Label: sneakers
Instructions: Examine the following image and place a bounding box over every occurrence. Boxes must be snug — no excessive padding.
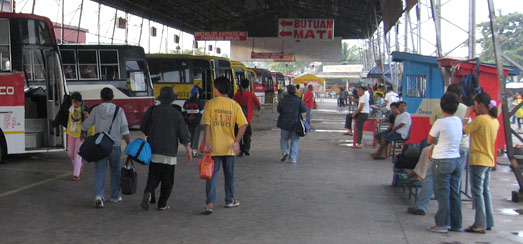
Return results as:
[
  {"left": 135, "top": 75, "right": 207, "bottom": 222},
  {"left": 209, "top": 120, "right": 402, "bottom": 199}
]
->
[
  {"left": 192, "top": 150, "right": 198, "bottom": 157},
  {"left": 280, "top": 153, "right": 289, "bottom": 162},
  {"left": 109, "top": 196, "right": 122, "bottom": 203},
  {"left": 224, "top": 200, "right": 240, "bottom": 208},
  {"left": 203, "top": 203, "right": 213, "bottom": 215},
  {"left": 407, "top": 207, "right": 426, "bottom": 215},
  {"left": 95, "top": 197, "right": 104, "bottom": 208}
]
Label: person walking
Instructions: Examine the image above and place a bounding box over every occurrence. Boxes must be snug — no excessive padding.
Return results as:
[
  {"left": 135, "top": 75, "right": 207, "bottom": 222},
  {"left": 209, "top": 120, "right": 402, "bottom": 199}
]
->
[
  {"left": 463, "top": 92, "right": 499, "bottom": 233},
  {"left": 140, "top": 86, "right": 192, "bottom": 211},
  {"left": 233, "top": 79, "right": 261, "bottom": 157},
  {"left": 81, "top": 87, "right": 130, "bottom": 208},
  {"left": 303, "top": 84, "right": 315, "bottom": 126},
  {"left": 277, "top": 85, "right": 306, "bottom": 164},
  {"left": 183, "top": 86, "right": 205, "bottom": 157},
  {"left": 343, "top": 86, "right": 370, "bottom": 148},
  {"left": 427, "top": 93, "right": 464, "bottom": 233},
  {"left": 66, "top": 92, "right": 89, "bottom": 181},
  {"left": 201, "top": 77, "right": 248, "bottom": 215}
]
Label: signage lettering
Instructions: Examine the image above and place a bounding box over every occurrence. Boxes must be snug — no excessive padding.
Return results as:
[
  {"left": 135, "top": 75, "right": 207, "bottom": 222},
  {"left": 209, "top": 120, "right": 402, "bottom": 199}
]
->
[
  {"left": 0, "top": 86, "right": 14, "bottom": 95},
  {"left": 278, "top": 18, "right": 335, "bottom": 40},
  {"left": 194, "top": 31, "right": 248, "bottom": 41}
]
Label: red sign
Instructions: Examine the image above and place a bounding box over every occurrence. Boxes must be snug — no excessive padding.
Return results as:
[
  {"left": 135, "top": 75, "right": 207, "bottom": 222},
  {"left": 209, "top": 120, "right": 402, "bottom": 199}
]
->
[
  {"left": 278, "top": 18, "right": 334, "bottom": 40},
  {"left": 253, "top": 84, "right": 265, "bottom": 92},
  {"left": 0, "top": 72, "right": 25, "bottom": 106},
  {"left": 251, "top": 52, "right": 295, "bottom": 61},
  {"left": 194, "top": 31, "right": 247, "bottom": 41}
]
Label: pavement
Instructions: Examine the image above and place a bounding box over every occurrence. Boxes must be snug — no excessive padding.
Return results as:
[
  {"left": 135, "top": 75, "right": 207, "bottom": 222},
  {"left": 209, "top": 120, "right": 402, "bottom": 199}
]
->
[{"left": 1, "top": 98, "right": 522, "bottom": 244}]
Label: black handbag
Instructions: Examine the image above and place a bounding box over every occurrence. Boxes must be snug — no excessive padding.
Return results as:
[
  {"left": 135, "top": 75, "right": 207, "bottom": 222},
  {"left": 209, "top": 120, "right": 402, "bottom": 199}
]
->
[
  {"left": 121, "top": 158, "right": 137, "bottom": 195},
  {"left": 78, "top": 107, "right": 120, "bottom": 162},
  {"left": 295, "top": 101, "right": 308, "bottom": 137}
]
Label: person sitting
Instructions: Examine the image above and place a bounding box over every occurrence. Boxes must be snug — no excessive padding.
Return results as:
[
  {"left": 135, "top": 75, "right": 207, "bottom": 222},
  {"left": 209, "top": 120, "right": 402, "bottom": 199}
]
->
[
  {"left": 371, "top": 101, "right": 411, "bottom": 159},
  {"left": 370, "top": 93, "right": 386, "bottom": 117},
  {"left": 374, "top": 102, "right": 399, "bottom": 142}
]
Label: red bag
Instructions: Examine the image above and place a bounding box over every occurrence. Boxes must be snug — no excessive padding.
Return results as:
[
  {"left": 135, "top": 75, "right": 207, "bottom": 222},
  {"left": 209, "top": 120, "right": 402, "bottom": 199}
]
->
[{"left": 198, "top": 154, "right": 214, "bottom": 180}]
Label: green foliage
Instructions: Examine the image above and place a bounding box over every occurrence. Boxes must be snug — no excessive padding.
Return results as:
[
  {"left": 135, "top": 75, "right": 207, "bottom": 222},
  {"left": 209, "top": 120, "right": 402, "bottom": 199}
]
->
[
  {"left": 478, "top": 12, "right": 523, "bottom": 65},
  {"left": 342, "top": 42, "right": 361, "bottom": 63}
]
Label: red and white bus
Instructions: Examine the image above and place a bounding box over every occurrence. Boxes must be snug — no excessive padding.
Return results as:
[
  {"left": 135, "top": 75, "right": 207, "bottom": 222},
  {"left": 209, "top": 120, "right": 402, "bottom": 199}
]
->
[
  {"left": 251, "top": 68, "right": 274, "bottom": 104},
  {"left": 271, "top": 71, "right": 284, "bottom": 92},
  {"left": 0, "top": 13, "right": 67, "bottom": 161},
  {"left": 58, "top": 45, "right": 155, "bottom": 126}
]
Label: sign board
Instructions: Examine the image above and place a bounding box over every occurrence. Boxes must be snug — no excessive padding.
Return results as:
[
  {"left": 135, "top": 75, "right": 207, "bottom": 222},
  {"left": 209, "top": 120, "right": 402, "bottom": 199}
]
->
[
  {"left": 251, "top": 52, "right": 295, "bottom": 62},
  {"left": 278, "top": 18, "right": 334, "bottom": 40},
  {"left": 323, "top": 65, "right": 363, "bottom": 73},
  {"left": 194, "top": 31, "right": 247, "bottom": 41}
]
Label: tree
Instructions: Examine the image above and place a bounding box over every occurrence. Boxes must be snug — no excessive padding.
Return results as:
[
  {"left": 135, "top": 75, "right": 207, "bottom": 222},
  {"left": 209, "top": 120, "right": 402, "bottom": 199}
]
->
[
  {"left": 342, "top": 42, "right": 361, "bottom": 63},
  {"left": 478, "top": 12, "right": 523, "bottom": 66}
]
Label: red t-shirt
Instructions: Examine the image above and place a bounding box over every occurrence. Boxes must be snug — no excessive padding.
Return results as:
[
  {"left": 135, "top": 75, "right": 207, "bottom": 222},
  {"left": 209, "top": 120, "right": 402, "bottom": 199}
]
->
[
  {"left": 233, "top": 90, "right": 261, "bottom": 124},
  {"left": 303, "top": 90, "right": 314, "bottom": 108}
]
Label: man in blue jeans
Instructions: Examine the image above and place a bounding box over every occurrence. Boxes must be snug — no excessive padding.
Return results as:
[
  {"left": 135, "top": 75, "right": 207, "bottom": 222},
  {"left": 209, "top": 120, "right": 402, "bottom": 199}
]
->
[
  {"left": 81, "top": 88, "right": 130, "bottom": 208},
  {"left": 277, "top": 85, "right": 306, "bottom": 164},
  {"left": 201, "top": 77, "right": 248, "bottom": 215}
]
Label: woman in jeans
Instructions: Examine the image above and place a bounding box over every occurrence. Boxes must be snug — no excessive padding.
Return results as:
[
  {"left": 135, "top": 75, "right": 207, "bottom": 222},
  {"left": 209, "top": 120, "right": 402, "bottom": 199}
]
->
[
  {"left": 427, "top": 93, "right": 464, "bottom": 233},
  {"left": 463, "top": 92, "right": 500, "bottom": 233}
]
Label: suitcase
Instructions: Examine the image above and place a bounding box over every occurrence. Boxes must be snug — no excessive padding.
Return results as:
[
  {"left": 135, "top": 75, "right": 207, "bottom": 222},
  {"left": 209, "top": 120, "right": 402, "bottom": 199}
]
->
[{"left": 121, "top": 158, "right": 137, "bottom": 195}]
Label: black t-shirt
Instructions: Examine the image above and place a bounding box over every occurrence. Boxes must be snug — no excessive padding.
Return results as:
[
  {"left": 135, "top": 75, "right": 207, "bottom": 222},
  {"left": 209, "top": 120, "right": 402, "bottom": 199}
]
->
[{"left": 388, "top": 114, "right": 395, "bottom": 124}]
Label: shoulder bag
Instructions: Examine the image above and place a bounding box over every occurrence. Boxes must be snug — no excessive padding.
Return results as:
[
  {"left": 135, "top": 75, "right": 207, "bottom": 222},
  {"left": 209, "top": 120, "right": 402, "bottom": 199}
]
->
[
  {"left": 78, "top": 106, "right": 120, "bottom": 162},
  {"left": 295, "top": 101, "right": 310, "bottom": 137}
]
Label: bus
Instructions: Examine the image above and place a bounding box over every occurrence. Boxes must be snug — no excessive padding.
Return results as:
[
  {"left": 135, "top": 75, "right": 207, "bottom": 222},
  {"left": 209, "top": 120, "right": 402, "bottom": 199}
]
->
[
  {"left": 58, "top": 45, "right": 155, "bottom": 126},
  {"left": 271, "top": 71, "right": 284, "bottom": 92},
  {"left": 251, "top": 68, "right": 274, "bottom": 104},
  {"left": 0, "top": 13, "right": 67, "bottom": 161},
  {"left": 147, "top": 54, "right": 237, "bottom": 109},
  {"left": 231, "top": 60, "right": 255, "bottom": 92}
]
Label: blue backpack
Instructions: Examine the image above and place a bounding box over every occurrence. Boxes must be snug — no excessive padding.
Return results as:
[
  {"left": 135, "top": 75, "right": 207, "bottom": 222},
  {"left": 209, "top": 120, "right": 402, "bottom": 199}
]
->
[{"left": 125, "top": 138, "right": 152, "bottom": 165}]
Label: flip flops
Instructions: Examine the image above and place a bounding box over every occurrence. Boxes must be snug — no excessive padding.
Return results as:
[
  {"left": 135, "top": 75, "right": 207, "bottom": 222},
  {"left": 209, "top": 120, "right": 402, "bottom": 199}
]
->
[{"left": 465, "top": 227, "right": 486, "bottom": 234}]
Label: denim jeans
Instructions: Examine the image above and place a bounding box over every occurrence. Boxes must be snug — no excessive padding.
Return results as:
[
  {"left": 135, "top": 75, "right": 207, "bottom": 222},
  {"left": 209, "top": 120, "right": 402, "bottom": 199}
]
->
[
  {"left": 432, "top": 157, "right": 464, "bottom": 229},
  {"left": 416, "top": 147, "right": 468, "bottom": 211},
  {"left": 470, "top": 166, "right": 494, "bottom": 229},
  {"left": 280, "top": 129, "right": 301, "bottom": 163},
  {"left": 94, "top": 146, "right": 122, "bottom": 201},
  {"left": 305, "top": 108, "right": 312, "bottom": 125},
  {"left": 188, "top": 125, "right": 202, "bottom": 151},
  {"left": 206, "top": 156, "right": 235, "bottom": 205}
]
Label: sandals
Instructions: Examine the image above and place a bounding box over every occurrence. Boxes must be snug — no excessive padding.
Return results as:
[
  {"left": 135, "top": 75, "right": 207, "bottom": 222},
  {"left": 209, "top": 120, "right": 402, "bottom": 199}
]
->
[
  {"left": 224, "top": 200, "right": 240, "bottom": 208},
  {"left": 465, "top": 227, "right": 486, "bottom": 234},
  {"left": 158, "top": 205, "right": 170, "bottom": 211},
  {"left": 428, "top": 226, "right": 448, "bottom": 233},
  {"left": 72, "top": 176, "right": 80, "bottom": 181},
  {"left": 203, "top": 204, "right": 213, "bottom": 215}
]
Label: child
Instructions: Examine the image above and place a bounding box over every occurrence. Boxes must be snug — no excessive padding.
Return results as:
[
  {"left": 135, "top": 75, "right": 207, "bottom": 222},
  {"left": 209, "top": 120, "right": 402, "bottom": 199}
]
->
[
  {"left": 183, "top": 86, "right": 204, "bottom": 157},
  {"left": 66, "top": 92, "right": 89, "bottom": 181}
]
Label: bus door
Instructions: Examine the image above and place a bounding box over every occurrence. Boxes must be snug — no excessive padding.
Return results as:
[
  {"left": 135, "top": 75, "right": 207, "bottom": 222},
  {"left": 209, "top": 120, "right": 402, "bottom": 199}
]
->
[
  {"left": 193, "top": 59, "right": 212, "bottom": 100},
  {"left": 213, "top": 59, "right": 235, "bottom": 98},
  {"left": 21, "top": 23, "right": 64, "bottom": 150}
]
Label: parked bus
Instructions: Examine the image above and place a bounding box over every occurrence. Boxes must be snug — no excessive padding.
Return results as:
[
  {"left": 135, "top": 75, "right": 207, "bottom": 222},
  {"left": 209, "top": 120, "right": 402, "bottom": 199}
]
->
[
  {"left": 147, "top": 54, "right": 237, "bottom": 109},
  {"left": 251, "top": 68, "right": 274, "bottom": 104},
  {"left": 231, "top": 60, "right": 254, "bottom": 92},
  {"left": 0, "top": 13, "right": 67, "bottom": 161},
  {"left": 271, "top": 71, "right": 284, "bottom": 92},
  {"left": 58, "top": 45, "right": 154, "bottom": 126}
]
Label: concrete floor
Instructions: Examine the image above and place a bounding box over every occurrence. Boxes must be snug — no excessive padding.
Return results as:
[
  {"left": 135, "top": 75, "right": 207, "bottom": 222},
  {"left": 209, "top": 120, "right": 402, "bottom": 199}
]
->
[{"left": 1, "top": 99, "right": 522, "bottom": 244}]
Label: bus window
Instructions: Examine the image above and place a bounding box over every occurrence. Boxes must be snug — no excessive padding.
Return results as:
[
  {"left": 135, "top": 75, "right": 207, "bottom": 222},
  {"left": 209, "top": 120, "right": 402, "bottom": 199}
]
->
[
  {"left": 21, "top": 19, "right": 52, "bottom": 45},
  {"left": 0, "top": 19, "right": 10, "bottom": 71},
  {"left": 126, "top": 60, "right": 147, "bottom": 91},
  {"left": 60, "top": 50, "right": 77, "bottom": 79},
  {"left": 100, "top": 50, "right": 119, "bottom": 81},
  {"left": 23, "top": 50, "right": 46, "bottom": 82},
  {"left": 193, "top": 59, "right": 211, "bottom": 100},
  {"left": 78, "top": 50, "right": 98, "bottom": 79}
]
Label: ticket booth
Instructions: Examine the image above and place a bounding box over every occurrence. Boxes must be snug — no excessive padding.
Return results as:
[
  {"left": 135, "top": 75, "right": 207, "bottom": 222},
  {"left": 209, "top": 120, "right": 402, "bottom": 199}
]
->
[{"left": 391, "top": 52, "right": 445, "bottom": 143}]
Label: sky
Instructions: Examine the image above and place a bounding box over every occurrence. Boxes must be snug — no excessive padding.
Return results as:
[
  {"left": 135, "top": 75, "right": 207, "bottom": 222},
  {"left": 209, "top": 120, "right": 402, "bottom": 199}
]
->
[{"left": 10, "top": 0, "right": 523, "bottom": 60}]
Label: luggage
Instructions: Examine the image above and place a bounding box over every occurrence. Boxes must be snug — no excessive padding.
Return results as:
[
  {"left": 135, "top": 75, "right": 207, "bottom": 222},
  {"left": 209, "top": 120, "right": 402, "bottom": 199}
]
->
[
  {"left": 198, "top": 154, "right": 214, "bottom": 180},
  {"left": 78, "top": 107, "right": 120, "bottom": 162},
  {"left": 121, "top": 158, "right": 137, "bottom": 195},
  {"left": 394, "top": 143, "right": 422, "bottom": 169},
  {"left": 125, "top": 138, "right": 152, "bottom": 165}
]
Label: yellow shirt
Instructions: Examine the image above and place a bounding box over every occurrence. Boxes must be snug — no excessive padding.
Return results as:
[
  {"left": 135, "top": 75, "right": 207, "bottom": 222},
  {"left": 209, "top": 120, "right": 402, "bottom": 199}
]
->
[
  {"left": 296, "top": 89, "right": 302, "bottom": 98},
  {"left": 66, "top": 107, "right": 83, "bottom": 138},
  {"left": 464, "top": 114, "right": 499, "bottom": 167},
  {"left": 201, "top": 96, "right": 248, "bottom": 156}
]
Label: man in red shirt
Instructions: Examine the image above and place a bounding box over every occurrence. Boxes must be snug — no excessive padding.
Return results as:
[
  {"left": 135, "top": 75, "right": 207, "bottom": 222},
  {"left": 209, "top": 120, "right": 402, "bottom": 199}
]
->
[
  {"left": 233, "top": 79, "right": 261, "bottom": 157},
  {"left": 303, "top": 84, "right": 315, "bottom": 126}
]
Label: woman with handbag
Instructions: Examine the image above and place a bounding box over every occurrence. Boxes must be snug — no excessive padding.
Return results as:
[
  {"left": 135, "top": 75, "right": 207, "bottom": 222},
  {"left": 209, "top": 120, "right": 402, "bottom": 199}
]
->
[{"left": 277, "top": 85, "right": 306, "bottom": 164}]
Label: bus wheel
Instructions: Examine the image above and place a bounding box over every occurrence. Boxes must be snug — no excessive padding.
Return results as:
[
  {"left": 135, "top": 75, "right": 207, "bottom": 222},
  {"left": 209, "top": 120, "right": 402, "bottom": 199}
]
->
[{"left": 0, "top": 140, "right": 5, "bottom": 164}]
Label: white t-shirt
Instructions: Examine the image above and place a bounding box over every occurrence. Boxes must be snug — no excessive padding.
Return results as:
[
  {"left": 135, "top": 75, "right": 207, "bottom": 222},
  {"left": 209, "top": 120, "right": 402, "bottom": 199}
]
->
[
  {"left": 429, "top": 116, "right": 463, "bottom": 159},
  {"left": 359, "top": 91, "right": 370, "bottom": 113},
  {"left": 394, "top": 112, "right": 411, "bottom": 139},
  {"left": 384, "top": 91, "right": 399, "bottom": 111}
]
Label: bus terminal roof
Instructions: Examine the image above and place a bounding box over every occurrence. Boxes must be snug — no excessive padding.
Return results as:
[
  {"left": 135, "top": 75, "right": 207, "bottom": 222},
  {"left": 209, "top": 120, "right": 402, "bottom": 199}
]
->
[{"left": 91, "top": 0, "right": 387, "bottom": 39}]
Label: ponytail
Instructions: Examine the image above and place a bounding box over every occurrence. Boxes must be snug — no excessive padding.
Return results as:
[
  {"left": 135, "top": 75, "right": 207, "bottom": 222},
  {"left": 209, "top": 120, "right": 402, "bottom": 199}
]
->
[{"left": 474, "top": 93, "right": 498, "bottom": 118}]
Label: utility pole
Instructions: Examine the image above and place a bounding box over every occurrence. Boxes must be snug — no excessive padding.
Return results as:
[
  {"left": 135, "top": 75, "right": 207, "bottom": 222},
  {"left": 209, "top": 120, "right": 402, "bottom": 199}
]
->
[
  {"left": 31, "top": 0, "right": 35, "bottom": 14},
  {"left": 125, "top": 12, "right": 128, "bottom": 45},
  {"left": 416, "top": 3, "right": 421, "bottom": 54},
  {"left": 431, "top": 0, "right": 443, "bottom": 56},
  {"left": 138, "top": 18, "right": 143, "bottom": 46},
  {"left": 61, "top": 0, "right": 64, "bottom": 44},
  {"left": 111, "top": 9, "right": 117, "bottom": 44},
  {"left": 404, "top": 11, "right": 408, "bottom": 52},
  {"left": 148, "top": 20, "right": 151, "bottom": 53},
  {"left": 97, "top": 3, "right": 100, "bottom": 44},
  {"left": 76, "top": 0, "right": 84, "bottom": 44},
  {"left": 468, "top": 0, "right": 476, "bottom": 59}
]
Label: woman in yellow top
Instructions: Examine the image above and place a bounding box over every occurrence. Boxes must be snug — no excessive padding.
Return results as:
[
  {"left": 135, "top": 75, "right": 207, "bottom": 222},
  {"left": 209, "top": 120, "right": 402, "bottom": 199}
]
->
[
  {"left": 463, "top": 92, "right": 500, "bottom": 234},
  {"left": 66, "top": 92, "right": 89, "bottom": 181}
]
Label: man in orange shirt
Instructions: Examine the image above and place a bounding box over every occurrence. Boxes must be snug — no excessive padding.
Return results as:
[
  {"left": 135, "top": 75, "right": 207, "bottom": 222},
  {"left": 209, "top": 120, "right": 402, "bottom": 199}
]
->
[
  {"left": 303, "top": 84, "right": 315, "bottom": 126},
  {"left": 233, "top": 79, "right": 261, "bottom": 157}
]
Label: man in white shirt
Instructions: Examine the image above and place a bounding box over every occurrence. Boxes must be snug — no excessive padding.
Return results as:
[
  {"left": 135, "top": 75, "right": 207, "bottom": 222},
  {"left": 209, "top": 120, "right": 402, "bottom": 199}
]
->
[
  {"left": 371, "top": 101, "right": 411, "bottom": 159},
  {"left": 343, "top": 86, "right": 370, "bottom": 148},
  {"left": 384, "top": 87, "right": 399, "bottom": 115}
]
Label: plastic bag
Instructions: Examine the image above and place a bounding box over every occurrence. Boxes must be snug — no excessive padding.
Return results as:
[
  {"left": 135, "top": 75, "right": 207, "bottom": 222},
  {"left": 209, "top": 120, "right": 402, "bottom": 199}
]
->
[{"left": 198, "top": 154, "right": 214, "bottom": 180}]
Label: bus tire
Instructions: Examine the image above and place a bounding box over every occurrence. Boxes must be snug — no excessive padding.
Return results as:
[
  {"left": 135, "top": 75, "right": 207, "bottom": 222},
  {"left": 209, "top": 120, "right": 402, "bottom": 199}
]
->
[{"left": 0, "top": 133, "right": 6, "bottom": 164}]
